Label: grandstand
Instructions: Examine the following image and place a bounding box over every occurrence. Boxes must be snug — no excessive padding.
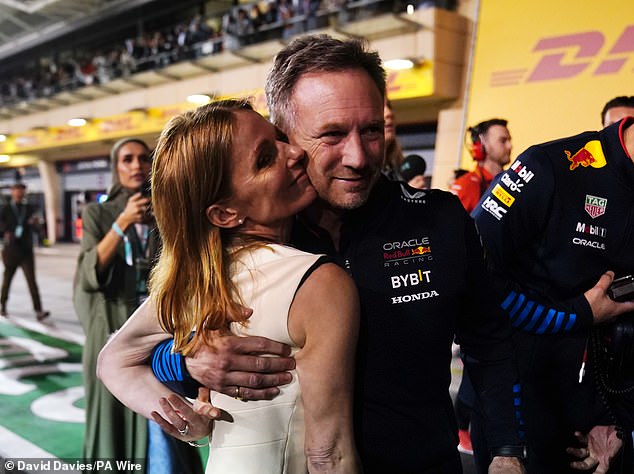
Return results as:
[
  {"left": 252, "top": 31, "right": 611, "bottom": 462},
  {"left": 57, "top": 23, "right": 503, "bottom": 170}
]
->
[{"left": 0, "top": 0, "right": 468, "bottom": 242}]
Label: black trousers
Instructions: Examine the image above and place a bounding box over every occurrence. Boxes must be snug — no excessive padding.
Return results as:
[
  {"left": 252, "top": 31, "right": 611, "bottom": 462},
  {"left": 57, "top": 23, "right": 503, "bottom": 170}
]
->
[{"left": 1, "top": 248, "right": 42, "bottom": 312}]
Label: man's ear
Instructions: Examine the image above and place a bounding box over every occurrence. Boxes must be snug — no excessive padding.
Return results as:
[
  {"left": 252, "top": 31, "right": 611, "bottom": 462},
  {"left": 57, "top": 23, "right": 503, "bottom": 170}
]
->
[{"left": 206, "top": 204, "right": 241, "bottom": 228}]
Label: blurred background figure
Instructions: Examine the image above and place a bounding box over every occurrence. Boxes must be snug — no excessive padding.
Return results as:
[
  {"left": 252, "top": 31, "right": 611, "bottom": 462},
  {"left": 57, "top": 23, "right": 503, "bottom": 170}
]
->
[
  {"left": 399, "top": 153, "right": 427, "bottom": 189},
  {"left": 601, "top": 95, "right": 634, "bottom": 127},
  {"left": 449, "top": 118, "right": 512, "bottom": 457},
  {"left": 452, "top": 168, "right": 469, "bottom": 184},
  {"left": 73, "top": 138, "right": 202, "bottom": 473},
  {"left": 0, "top": 182, "right": 50, "bottom": 320},
  {"left": 382, "top": 98, "right": 405, "bottom": 179},
  {"left": 450, "top": 118, "right": 512, "bottom": 213}
]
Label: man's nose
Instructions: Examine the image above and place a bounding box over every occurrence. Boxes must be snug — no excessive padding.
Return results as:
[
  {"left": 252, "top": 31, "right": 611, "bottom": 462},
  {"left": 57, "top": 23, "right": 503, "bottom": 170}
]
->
[{"left": 341, "top": 133, "right": 369, "bottom": 169}]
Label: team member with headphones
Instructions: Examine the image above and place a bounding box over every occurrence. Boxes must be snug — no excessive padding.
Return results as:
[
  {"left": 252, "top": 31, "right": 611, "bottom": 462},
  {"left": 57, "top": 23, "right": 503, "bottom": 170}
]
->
[
  {"left": 449, "top": 118, "right": 513, "bottom": 457},
  {"left": 450, "top": 118, "right": 513, "bottom": 213}
]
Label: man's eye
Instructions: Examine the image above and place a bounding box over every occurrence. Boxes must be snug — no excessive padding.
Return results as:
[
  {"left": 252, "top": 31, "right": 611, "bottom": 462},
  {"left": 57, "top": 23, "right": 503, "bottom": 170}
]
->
[
  {"left": 320, "top": 131, "right": 345, "bottom": 143},
  {"left": 363, "top": 126, "right": 383, "bottom": 136}
]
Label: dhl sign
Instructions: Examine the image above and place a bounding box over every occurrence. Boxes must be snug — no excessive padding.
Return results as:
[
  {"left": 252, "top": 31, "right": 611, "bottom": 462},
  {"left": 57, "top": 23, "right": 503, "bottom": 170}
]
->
[
  {"left": 464, "top": 0, "right": 632, "bottom": 170},
  {"left": 490, "top": 25, "right": 633, "bottom": 87}
]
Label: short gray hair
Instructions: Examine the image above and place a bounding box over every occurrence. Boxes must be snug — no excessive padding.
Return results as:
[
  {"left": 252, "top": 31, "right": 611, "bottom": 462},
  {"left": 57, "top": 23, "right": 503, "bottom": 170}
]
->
[{"left": 265, "top": 34, "right": 386, "bottom": 130}]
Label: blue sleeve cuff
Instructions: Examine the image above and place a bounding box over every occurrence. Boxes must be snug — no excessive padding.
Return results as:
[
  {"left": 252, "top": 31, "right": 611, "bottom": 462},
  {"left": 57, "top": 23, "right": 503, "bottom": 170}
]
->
[
  {"left": 501, "top": 290, "right": 583, "bottom": 334},
  {"left": 151, "top": 338, "right": 202, "bottom": 398}
]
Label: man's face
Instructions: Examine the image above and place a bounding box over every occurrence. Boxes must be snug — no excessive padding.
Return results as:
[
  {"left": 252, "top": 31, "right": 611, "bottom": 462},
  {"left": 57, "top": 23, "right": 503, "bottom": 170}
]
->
[
  {"left": 482, "top": 124, "right": 512, "bottom": 167},
  {"left": 285, "top": 69, "right": 385, "bottom": 210},
  {"left": 603, "top": 106, "right": 634, "bottom": 128},
  {"left": 10, "top": 186, "right": 25, "bottom": 202}
]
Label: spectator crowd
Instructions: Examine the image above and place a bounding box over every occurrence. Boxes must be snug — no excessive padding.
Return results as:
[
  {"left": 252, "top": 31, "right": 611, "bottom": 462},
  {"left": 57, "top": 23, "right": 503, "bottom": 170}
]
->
[{"left": 0, "top": 0, "right": 392, "bottom": 109}]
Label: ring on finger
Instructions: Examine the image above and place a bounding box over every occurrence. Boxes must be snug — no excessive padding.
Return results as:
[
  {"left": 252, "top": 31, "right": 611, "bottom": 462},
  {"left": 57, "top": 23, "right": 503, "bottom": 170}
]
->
[
  {"left": 234, "top": 386, "right": 244, "bottom": 401},
  {"left": 178, "top": 423, "right": 189, "bottom": 436}
]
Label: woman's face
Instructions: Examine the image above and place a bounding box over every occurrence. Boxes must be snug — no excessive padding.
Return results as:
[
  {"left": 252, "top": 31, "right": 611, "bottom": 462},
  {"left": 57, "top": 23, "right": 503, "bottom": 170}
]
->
[
  {"left": 384, "top": 99, "right": 396, "bottom": 144},
  {"left": 227, "top": 110, "right": 316, "bottom": 233},
  {"left": 116, "top": 141, "right": 151, "bottom": 191}
]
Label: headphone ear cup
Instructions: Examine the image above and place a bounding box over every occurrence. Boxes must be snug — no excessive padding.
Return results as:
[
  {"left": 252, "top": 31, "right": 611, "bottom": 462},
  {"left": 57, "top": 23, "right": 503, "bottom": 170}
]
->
[{"left": 470, "top": 140, "right": 486, "bottom": 161}]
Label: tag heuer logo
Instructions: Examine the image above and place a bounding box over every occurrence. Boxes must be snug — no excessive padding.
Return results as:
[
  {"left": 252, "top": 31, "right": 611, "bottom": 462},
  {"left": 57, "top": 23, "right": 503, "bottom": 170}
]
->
[{"left": 584, "top": 195, "right": 607, "bottom": 219}]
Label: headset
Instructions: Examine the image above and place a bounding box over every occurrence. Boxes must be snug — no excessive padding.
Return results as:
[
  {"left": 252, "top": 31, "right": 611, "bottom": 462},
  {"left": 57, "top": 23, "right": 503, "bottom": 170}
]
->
[
  {"left": 466, "top": 118, "right": 509, "bottom": 162},
  {"left": 467, "top": 124, "right": 486, "bottom": 162}
]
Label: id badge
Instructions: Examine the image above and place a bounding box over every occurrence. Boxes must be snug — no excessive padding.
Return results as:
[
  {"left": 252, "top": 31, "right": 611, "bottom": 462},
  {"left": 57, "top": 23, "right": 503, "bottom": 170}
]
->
[
  {"left": 15, "top": 225, "right": 23, "bottom": 239},
  {"left": 135, "top": 257, "right": 150, "bottom": 295}
]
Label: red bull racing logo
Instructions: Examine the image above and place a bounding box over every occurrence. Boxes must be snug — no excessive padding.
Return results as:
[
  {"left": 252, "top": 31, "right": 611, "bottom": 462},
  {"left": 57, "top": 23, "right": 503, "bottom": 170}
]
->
[
  {"left": 565, "top": 140, "right": 607, "bottom": 171},
  {"left": 383, "top": 237, "right": 432, "bottom": 267},
  {"left": 411, "top": 246, "right": 431, "bottom": 256}
]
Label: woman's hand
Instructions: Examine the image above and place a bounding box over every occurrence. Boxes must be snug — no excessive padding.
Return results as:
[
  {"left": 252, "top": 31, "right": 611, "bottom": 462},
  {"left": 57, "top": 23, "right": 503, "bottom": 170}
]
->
[
  {"left": 193, "top": 387, "right": 220, "bottom": 419},
  {"left": 151, "top": 388, "right": 221, "bottom": 442},
  {"left": 117, "top": 192, "right": 151, "bottom": 230}
]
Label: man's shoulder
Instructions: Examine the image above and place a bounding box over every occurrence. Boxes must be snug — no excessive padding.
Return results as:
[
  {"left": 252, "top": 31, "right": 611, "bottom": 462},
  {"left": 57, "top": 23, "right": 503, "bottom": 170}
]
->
[
  {"left": 449, "top": 170, "right": 480, "bottom": 195},
  {"left": 509, "top": 130, "right": 601, "bottom": 182},
  {"left": 522, "top": 130, "right": 600, "bottom": 160},
  {"left": 454, "top": 170, "right": 480, "bottom": 184},
  {"left": 376, "top": 179, "right": 463, "bottom": 214}
]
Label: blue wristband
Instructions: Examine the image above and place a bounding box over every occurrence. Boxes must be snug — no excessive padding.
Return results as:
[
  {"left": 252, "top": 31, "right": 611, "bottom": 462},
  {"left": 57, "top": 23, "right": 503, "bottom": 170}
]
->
[
  {"left": 111, "top": 221, "right": 133, "bottom": 266},
  {"left": 111, "top": 221, "right": 125, "bottom": 238}
]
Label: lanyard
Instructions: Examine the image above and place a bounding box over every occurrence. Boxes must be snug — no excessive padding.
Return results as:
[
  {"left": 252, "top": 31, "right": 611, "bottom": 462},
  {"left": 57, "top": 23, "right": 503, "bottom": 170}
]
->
[
  {"left": 10, "top": 202, "right": 27, "bottom": 238},
  {"left": 10, "top": 201, "right": 27, "bottom": 226},
  {"left": 132, "top": 224, "right": 150, "bottom": 258},
  {"left": 113, "top": 223, "right": 150, "bottom": 266}
]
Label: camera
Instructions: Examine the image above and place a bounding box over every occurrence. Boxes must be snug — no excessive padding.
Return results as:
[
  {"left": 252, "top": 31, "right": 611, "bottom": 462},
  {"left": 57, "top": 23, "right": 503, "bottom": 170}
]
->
[
  {"left": 608, "top": 275, "right": 634, "bottom": 302},
  {"left": 141, "top": 178, "right": 152, "bottom": 198}
]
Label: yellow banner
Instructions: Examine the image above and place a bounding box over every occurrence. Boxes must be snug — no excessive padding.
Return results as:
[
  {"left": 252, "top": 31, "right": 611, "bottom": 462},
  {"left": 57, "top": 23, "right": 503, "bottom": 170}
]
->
[
  {"left": 93, "top": 111, "right": 150, "bottom": 139},
  {"left": 216, "top": 89, "right": 268, "bottom": 116},
  {"left": 4, "top": 107, "right": 194, "bottom": 153},
  {"left": 464, "top": 0, "right": 633, "bottom": 168},
  {"left": 387, "top": 62, "right": 434, "bottom": 100},
  {"left": 216, "top": 66, "right": 435, "bottom": 114},
  {"left": 1, "top": 66, "right": 435, "bottom": 155}
]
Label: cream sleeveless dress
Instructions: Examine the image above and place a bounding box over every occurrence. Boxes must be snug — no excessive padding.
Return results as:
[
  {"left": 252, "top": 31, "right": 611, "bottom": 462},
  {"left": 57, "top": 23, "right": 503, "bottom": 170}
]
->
[{"left": 205, "top": 244, "right": 324, "bottom": 474}]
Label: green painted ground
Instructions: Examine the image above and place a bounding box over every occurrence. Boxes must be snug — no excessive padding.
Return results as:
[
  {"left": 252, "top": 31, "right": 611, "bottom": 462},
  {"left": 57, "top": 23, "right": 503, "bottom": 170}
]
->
[
  {"left": 0, "top": 319, "right": 84, "bottom": 458},
  {"left": 0, "top": 319, "right": 209, "bottom": 466}
]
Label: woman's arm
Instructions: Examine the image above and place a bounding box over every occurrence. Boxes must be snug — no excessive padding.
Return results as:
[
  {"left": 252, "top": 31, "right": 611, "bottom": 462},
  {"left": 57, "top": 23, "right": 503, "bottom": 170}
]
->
[
  {"left": 94, "top": 192, "right": 149, "bottom": 273},
  {"left": 288, "top": 263, "right": 361, "bottom": 473},
  {"left": 97, "top": 299, "right": 214, "bottom": 441}
]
